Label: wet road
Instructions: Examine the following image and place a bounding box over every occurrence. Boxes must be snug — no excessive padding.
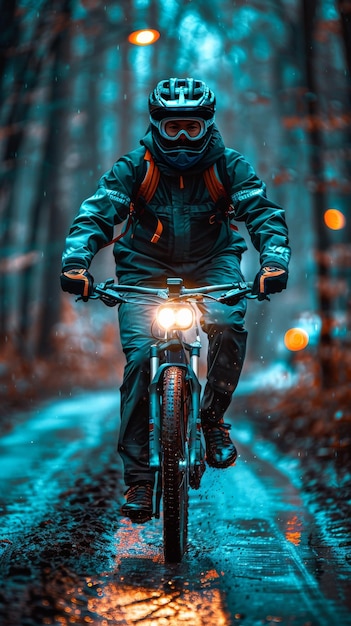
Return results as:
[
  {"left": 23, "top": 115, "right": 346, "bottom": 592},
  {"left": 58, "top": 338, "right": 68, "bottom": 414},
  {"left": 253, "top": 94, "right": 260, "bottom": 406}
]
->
[{"left": 0, "top": 391, "right": 350, "bottom": 625}]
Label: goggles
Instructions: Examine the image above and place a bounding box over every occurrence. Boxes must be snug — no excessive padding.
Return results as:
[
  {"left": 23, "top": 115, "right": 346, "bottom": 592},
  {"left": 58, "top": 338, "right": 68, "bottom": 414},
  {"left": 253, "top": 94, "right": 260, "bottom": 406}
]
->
[{"left": 156, "top": 117, "right": 211, "bottom": 142}]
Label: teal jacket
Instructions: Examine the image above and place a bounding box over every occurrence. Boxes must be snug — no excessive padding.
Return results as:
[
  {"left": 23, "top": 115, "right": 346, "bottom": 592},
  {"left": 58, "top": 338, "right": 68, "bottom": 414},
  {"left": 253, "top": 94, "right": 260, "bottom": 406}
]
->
[{"left": 62, "top": 127, "right": 290, "bottom": 280}]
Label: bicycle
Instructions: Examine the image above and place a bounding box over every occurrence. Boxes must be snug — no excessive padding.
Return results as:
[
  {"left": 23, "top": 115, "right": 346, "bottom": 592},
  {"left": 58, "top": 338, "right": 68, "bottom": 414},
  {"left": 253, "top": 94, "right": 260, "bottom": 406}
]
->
[{"left": 80, "top": 277, "right": 256, "bottom": 563}]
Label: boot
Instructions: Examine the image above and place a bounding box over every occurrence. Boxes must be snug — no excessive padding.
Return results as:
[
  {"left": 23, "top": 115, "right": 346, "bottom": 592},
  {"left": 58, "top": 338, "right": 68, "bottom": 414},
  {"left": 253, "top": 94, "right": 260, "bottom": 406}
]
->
[
  {"left": 201, "top": 392, "right": 237, "bottom": 468},
  {"left": 199, "top": 325, "right": 245, "bottom": 468},
  {"left": 120, "top": 481, "right": 153, "bottom": 523},
  {"left": 201, "top": 413, "right": 237, "bottom": 468}
]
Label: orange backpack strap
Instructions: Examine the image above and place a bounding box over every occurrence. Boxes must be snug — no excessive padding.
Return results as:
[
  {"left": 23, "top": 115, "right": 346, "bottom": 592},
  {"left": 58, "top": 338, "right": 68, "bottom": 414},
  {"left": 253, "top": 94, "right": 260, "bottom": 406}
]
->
[
  {"left": 102, "top": 149, "right": 162, "bottom": 248},
  {"left": 137, "top": 148, "right": 160, "bottom": 204},
  {"left": 203, "top": 163, "right": 227, "bottom": 203},
  {"left": 134, "top": 149, "right": 163, "bottom": 243}
]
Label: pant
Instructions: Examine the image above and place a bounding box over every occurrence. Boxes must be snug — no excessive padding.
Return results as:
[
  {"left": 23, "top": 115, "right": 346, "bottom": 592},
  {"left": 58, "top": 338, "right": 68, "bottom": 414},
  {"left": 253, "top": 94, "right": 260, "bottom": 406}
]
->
[{"left": 117, "top": 251, "right": 248, "bottom": 485}]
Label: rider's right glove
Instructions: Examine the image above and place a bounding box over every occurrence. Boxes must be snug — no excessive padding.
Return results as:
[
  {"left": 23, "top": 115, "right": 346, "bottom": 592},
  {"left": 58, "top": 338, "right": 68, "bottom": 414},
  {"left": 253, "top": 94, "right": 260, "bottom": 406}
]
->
[{"left": 60, "top": 268, "right": 94, "bottom": 302}]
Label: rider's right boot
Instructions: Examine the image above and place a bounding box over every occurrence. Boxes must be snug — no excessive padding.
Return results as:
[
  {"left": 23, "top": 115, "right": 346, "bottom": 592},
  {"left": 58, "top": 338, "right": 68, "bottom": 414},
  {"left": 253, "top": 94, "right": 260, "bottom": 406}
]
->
[{"left": 120, "top": 481, "right": 153, "bottom": 523}]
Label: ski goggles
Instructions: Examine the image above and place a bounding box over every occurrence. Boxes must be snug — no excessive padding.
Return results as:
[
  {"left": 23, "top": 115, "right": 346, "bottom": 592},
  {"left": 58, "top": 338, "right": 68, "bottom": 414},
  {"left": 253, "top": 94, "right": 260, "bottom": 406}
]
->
[{"left": 156, "top": 117, "right": 212, "bottom": 142}]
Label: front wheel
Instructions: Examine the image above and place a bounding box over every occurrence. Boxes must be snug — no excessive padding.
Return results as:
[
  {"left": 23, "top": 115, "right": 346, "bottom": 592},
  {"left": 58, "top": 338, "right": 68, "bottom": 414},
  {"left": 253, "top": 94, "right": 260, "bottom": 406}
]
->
[{"left": 161, "top": 366, "right": 190, "bottom": 563}]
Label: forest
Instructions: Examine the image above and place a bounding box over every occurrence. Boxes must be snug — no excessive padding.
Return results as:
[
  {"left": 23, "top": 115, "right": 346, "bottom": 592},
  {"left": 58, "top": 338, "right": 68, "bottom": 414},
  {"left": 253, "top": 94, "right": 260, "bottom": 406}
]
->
[
  {"left": 0, "top": 0, "right": 350, "bottom": 417},
  {"left": 1, "top": 5, "right": 351, "bottom": 622}
]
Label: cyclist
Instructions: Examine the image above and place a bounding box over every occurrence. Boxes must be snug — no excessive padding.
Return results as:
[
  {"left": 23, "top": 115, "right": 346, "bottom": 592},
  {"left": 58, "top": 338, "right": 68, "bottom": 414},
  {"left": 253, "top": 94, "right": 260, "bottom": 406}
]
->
[{"left": 61, "top": 77, "right": 290, "bottom": 523}]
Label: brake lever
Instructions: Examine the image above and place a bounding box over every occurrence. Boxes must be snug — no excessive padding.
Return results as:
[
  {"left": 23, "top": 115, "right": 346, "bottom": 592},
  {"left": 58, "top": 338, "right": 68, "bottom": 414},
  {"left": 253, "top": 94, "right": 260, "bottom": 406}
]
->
[
  {"left": 218, "top": 285, "right": 252, "bottom": 305},
  {"left": 100, "top": 293, "right": 119, "bottom": 307}
]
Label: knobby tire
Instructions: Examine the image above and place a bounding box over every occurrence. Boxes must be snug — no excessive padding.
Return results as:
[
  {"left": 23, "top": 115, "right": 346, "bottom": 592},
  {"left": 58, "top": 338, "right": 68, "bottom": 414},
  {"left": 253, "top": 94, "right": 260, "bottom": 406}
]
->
[{"left": 161, "top": 366, "right": 190, "bottom": 563}]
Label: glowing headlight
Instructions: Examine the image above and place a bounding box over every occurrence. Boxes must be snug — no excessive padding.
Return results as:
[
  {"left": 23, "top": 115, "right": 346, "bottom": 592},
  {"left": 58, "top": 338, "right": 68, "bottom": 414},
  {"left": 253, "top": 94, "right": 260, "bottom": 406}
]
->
[{"left": 156, "top": 304, "right": 194, "bottom": 331}]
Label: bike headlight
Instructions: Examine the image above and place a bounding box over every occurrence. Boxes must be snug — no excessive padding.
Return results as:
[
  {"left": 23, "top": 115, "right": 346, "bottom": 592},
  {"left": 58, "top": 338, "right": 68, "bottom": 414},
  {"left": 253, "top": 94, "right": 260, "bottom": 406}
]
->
[{"left": 156, "top": 304, "right": 194, "bottom": 331}]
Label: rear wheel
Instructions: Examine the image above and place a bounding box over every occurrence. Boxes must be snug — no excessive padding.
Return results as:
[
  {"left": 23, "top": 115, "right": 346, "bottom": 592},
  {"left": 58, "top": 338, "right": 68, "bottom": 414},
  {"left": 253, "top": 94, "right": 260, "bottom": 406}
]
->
[{"left": 161, "top": 366, "right": 190, "bottom": 563}]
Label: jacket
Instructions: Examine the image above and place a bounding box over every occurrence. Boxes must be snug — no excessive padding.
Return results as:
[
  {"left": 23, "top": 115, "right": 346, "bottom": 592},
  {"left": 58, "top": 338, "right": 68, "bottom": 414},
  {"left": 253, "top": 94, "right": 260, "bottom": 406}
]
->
[{"left": 62, "top": 127, "right": 291, "bottom": 278}]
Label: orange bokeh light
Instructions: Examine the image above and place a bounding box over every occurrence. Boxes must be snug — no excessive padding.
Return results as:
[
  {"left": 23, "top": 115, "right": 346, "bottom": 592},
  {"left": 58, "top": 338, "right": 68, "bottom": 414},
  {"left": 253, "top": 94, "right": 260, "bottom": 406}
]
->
[
  {"left": 284, "top": 327, "right": 309, "bottom": 351},
  {"left": 128, "top": 29, "right": 160, "bottom": 46},
  {"left": 285, "top": 515, "right": 302, "bottom": 546},
  {"left": 324, "top": 208, "right": 346, "bottom": 230}
]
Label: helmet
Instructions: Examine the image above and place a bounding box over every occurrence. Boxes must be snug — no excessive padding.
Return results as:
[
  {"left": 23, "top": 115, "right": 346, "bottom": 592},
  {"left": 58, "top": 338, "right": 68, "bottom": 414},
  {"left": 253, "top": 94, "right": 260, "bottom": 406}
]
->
[
  {"left": 148, "top": 78, "right": 216, "bottom": 168},
  {"left": 149, "top": 77, "right": 216, "bottom": 120}
]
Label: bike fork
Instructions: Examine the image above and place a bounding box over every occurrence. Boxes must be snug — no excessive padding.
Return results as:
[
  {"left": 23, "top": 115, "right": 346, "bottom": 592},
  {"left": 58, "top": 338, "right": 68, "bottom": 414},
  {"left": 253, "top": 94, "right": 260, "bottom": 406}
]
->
[{"left": 148, "top": 343, "right": 203, "bottom": 519}]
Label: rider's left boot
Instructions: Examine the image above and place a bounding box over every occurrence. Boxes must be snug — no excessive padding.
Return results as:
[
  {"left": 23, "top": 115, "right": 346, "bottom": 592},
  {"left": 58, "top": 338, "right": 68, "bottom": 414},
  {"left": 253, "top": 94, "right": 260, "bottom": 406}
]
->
[
  {"left": 201, "top": 414, "right": 237, "bottom": 468},
  {"left": 201, "top": 388, "right": 237, "bottom": 468}
]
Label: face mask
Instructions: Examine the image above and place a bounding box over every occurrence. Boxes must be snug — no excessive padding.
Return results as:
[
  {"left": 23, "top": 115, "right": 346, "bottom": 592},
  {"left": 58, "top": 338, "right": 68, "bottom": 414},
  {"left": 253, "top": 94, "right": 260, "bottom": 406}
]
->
[{"left": 162, "top": 150, "right": 204, "bottom": 170}]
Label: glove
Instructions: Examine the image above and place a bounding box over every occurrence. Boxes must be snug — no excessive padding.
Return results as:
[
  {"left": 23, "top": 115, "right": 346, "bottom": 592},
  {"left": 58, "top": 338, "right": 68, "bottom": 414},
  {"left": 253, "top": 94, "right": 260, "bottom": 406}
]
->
[
  {"left": 60, "top": 268, "right": 94, "bottom": 301},
  {"left": 253, "top": 265, "right": 288, "bottom": 301}
]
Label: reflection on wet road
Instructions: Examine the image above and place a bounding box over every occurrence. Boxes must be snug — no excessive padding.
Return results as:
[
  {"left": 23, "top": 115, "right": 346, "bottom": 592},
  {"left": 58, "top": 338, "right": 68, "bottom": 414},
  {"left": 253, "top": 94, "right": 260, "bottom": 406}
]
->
[{"left": 0, "top": 391, "right": 350, "bottom": 625}]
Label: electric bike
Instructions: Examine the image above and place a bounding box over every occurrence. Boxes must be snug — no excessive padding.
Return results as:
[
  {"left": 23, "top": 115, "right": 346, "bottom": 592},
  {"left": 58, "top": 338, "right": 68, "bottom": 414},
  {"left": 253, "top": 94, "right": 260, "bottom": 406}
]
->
[{"left": 82, "top": 278, "right": 256, "bottom": 562}]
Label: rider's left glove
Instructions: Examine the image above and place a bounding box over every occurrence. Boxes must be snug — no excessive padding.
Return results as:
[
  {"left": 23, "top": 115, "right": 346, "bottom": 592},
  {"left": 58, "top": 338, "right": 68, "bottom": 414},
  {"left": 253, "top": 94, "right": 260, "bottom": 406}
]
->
[
  {"left": 253, "top": 265, "right": 288, "bottom": 301},
  {"left": 60, "top": 268, "right": 94, "bottom": 302}
]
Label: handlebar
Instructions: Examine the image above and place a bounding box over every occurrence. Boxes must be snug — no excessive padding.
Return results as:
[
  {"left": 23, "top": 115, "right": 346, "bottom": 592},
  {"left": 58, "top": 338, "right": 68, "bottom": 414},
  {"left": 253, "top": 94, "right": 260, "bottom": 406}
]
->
[{"left": 78, "top": 277, "right": 258, "bottom": 307}]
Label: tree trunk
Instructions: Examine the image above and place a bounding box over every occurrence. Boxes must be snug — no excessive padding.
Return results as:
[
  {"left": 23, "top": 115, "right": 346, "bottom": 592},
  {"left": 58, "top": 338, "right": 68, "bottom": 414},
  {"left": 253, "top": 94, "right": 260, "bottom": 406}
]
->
[
  {"left": 35, "top": 0, "right": 72, "bottom": 356},
  {"left": 337, "top": 0, "right": 351, "bottom": 77},
  {"left": 302, "top": 0, "right": 335, "bottom": 387},
  {"left": 0, "top": 0, "right": 58, "bottom": 342}
]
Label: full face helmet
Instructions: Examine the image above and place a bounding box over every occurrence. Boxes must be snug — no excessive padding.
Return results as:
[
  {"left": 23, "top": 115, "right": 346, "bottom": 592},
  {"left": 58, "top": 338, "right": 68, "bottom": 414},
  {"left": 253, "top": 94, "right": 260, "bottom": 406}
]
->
[{"left": 148, "top": 77, "right": 216, "bottom": 169}]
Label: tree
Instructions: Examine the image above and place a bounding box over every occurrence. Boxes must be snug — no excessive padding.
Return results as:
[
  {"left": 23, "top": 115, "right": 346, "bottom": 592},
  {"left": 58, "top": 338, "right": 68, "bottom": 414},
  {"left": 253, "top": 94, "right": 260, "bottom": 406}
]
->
[
  {"left": 337, "top": 0, "right": 351, "bottom": 76},
  {"left": 1, "top": 0, "right": 350, "bottom": 387}
]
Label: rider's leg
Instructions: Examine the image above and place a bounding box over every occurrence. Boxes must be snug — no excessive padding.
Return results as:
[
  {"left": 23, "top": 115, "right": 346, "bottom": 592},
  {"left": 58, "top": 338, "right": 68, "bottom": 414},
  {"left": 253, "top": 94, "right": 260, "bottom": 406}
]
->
[
  {"left": 199, "top": 309, "right": 247, "bottom": 467},
  {"left": 193, "top": 252, "right": 248, "bottom": 467},
  {"left": 201, "top": 323, "right": 248, "bottom": 415},
  {"left": 114, "top": 256, "right": 180, "bottom": 521},
  {"left": 117, "top": 300, "right": 157, "bottom": 487}
]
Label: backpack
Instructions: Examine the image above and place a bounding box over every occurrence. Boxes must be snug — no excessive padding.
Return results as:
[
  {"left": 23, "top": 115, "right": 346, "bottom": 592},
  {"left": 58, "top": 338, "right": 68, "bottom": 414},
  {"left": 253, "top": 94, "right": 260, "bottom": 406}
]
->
[{"left": 103, "top": 148, "right": 236, "bottom": 248}]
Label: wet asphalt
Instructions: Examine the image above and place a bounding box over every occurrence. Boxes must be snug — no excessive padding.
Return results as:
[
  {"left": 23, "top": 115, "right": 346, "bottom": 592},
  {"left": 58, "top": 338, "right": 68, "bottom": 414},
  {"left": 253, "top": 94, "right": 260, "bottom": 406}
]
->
[{"left": 0, "top": 390, "right": 350, "bottom": 626}]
